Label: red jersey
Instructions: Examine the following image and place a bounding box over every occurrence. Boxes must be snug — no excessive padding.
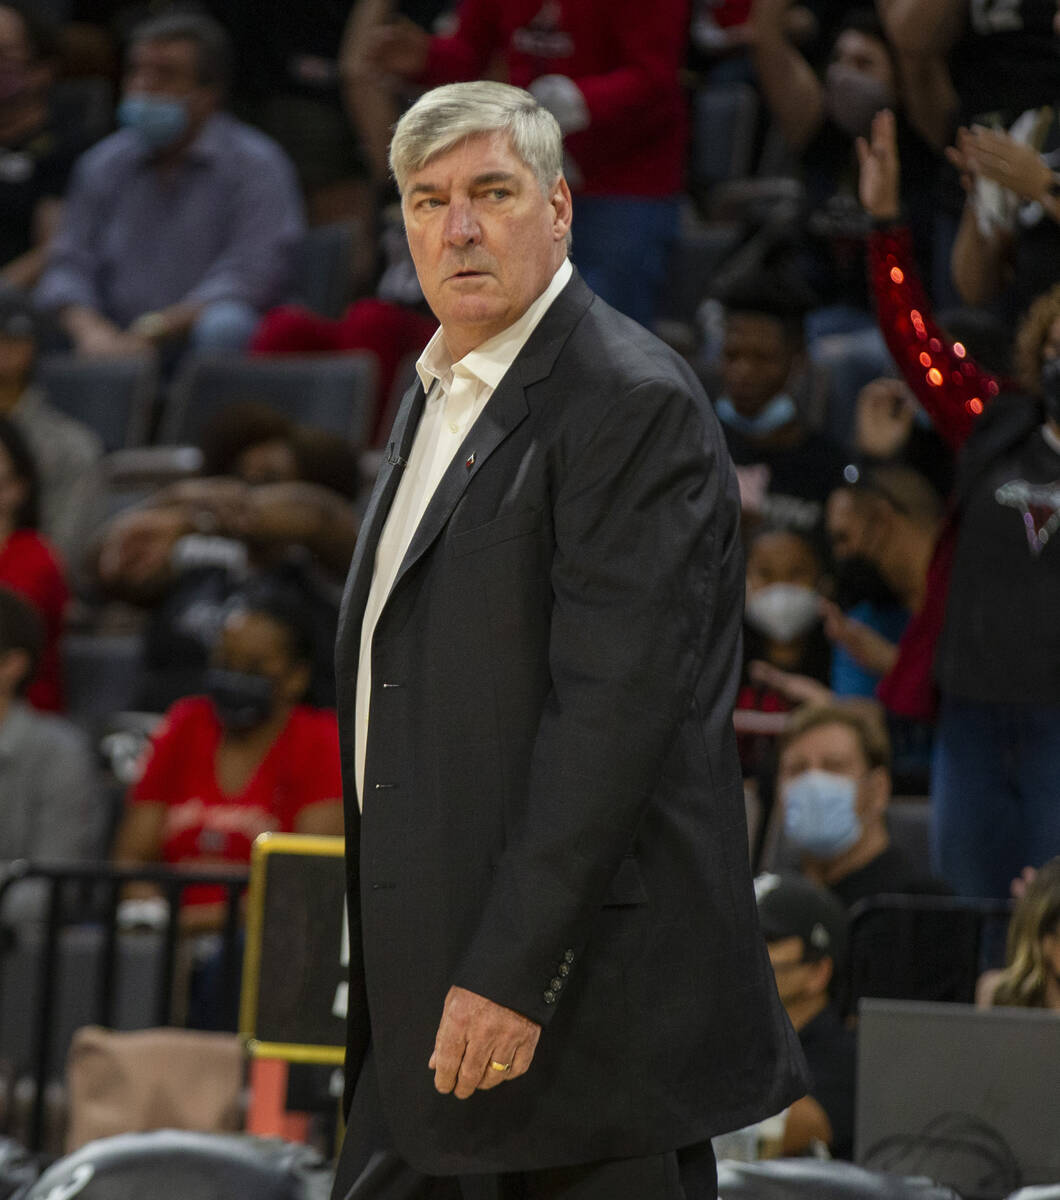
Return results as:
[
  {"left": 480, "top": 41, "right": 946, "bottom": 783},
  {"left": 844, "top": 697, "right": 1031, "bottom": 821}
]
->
[
  {"left": 0, "top": 528, "right": 68, "bottom": 711},
  {"left": 132, "top": 697, "right": 342, "bottom": 905},
  {"left": 419, "top": 0, "right": 690, "bottom": 197}
]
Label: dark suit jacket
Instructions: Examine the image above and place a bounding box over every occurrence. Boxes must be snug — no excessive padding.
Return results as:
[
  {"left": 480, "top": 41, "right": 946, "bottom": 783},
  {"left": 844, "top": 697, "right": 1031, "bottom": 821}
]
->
[{"left": 334, "top": 272, "right": 807, "bottom": 1176}]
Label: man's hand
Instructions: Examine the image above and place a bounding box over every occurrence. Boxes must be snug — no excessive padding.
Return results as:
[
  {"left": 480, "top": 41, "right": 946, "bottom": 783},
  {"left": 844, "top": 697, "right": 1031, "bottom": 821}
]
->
[
  {"left": 856, "top": 109, "right": 901, "bottom": 221},
  {"left": 74, "top": 316, "right": 151, "bottom": 359},
  {"left": 854, "top": 377, "right": 917, "bottom": 459},
  {"left": 748, "top": 659, "right": 834, "bottom": 707},
  {"left": 96, "top": 506, "right": 191, "bottom": 592},
  {"left": 429, "top": 985, "right": 541, "bottom": 1099},
  {"left": 820, "top": 599, "right": 899, "bottom": 675},
  {"left": 958, "top": 124, "right": 1052, "bottom": 203}
]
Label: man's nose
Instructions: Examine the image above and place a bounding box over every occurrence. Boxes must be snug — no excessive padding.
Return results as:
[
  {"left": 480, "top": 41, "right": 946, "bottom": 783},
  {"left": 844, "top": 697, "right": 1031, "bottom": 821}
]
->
[{"left": 443, "top": 198, "right": 481, "bottom": 246}]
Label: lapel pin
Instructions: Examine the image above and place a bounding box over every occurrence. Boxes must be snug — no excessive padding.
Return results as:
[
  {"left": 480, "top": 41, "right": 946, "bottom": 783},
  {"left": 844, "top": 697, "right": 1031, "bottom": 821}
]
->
[{"left": 465, "top": 452, "right": 476, "bottom": 471}]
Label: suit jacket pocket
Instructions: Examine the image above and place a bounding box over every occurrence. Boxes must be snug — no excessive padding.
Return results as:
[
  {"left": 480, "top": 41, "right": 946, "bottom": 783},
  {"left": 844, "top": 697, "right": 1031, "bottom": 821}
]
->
[{"left": 450, "top": 507, "right": 541, "bottom": 558}]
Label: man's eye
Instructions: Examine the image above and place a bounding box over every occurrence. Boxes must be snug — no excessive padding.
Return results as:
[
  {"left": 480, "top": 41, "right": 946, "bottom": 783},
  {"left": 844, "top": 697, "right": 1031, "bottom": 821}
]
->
[
  {"left": 486, "top": 188, "right": 510, "bottom": 200},
  {"left": 417, "top": 197, "right": 443, "bottom": 210}
]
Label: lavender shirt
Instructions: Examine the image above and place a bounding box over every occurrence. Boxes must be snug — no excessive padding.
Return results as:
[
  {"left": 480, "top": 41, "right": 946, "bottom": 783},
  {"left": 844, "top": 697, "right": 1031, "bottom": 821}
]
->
[{"left": 36, "top": 112, "right": 305, "bottom": 326}]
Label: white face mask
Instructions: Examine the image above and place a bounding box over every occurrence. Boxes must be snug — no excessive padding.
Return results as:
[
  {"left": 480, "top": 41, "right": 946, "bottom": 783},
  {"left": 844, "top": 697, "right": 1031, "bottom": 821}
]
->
[{"left": 745, "top": 583, "right": 821, "bottom": 643}]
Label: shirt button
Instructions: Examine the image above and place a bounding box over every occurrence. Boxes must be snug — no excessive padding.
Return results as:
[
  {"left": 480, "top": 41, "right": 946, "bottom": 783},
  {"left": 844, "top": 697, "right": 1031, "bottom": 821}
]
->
[
  {"left": 448, "top": 421, "right": 459, "bottom": 434},
  {"left": 543, "top": 990, "right": 556, "bottom": 1004},
  {"left": 563, "top": 949, "right": 575, "bottom": 963},
  {"left": 558, "top": 964, "right": 570, "bottom": 977},
  {"left": 550, "top": 977, "right": 563, "bottom": 991}
]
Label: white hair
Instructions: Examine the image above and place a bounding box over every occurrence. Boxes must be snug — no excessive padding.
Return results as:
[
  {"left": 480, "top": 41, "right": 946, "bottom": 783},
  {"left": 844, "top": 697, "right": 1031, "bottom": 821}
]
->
[{"left": 389, "top": 81, "right": 564, "bottom": 195}]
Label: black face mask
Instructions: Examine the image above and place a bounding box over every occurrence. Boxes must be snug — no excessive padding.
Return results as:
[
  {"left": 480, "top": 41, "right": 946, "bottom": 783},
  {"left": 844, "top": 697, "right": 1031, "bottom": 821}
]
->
[
  {"left": 832, "top": 555, "right": 901, "bottom": 610},
  {"left": 1040, "top": 356, "right": 1060, "bottom": 427},
  {"left": 204, "top": 667, "right": 275, "bottom": 732}
]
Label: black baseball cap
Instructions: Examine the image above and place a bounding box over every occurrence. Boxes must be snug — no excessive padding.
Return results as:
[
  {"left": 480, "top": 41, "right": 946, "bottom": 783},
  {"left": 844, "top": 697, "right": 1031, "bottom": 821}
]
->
[{"left": 755, "top": 872, "right": 849, "bottom": 967}]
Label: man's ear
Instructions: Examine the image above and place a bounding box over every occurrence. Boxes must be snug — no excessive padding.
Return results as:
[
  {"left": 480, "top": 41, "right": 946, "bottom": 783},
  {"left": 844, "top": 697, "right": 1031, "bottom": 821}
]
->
[{"left": 551, "top": 175, "right": 573, "bottom": 242}]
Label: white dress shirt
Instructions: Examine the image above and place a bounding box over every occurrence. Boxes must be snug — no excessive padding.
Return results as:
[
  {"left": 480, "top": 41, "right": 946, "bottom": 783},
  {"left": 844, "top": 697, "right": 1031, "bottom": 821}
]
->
[{"left": 354, "top": 258, "right": 573, "bottom": 806}]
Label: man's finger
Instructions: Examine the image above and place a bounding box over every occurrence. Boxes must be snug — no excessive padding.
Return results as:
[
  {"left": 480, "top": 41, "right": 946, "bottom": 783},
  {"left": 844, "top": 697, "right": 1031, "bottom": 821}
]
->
[
  {"left": 507, "top": 1039, "right": 536, "bottom": 1080},
  {"left": 474, "top": 1047, "right": 517, "bottom": 1091},
  {"left": 453, "top": 1037, "right": 491, "bottom": 1100},
  {"left": 430, "top": 1025, "right": 466, "bottom": 1095}
]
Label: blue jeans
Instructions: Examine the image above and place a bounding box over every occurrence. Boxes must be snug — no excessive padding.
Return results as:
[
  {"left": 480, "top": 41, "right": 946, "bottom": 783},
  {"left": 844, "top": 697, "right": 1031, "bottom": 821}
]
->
[
  {"left": 190, "top": 299, "right": 260, "bottom": 352},
  {"left": 931, "top": 696, "right": 1060, "bottom": 898},
  {"left": 571, "top": 195, "right": 680, "bottom": 330}
]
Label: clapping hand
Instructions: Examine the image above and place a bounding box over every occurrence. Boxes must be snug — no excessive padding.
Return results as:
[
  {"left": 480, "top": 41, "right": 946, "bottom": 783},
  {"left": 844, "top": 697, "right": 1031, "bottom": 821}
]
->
[{"left": 946, "top": 125, "right": 1052, "bottom": 202}]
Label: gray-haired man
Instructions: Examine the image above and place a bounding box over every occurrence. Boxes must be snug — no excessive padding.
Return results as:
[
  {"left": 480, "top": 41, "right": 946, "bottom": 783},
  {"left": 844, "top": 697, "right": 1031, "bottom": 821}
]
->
[{"left": 333, "top": 81, "right": 806, "bottom": 1200}]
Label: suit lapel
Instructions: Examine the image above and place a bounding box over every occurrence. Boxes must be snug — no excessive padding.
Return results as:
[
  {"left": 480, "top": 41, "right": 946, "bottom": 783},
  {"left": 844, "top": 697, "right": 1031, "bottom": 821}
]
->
[
  {"left": 338, "top": 271, "right": 596, "bottom": 670},
  {"left": 335, "top": 380, "right": 426, "bottom": 681},
  {"left": 387, "top": 272, "right": 595, "bottom": 598}
]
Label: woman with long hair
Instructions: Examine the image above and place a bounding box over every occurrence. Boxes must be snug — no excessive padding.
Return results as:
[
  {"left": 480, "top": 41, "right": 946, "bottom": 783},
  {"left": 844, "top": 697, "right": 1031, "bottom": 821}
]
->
[{"left": 979, "top": 859, "right": 1060, "bottom": 1010}]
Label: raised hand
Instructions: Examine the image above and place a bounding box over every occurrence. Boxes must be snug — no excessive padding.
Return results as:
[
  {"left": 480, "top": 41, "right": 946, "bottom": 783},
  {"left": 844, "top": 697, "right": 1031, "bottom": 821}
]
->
[
  {"left": 855, "top": 377, "right": 917, "bottom": 460},
  {"left": 856, "top": 109, "right": 901, "bottom": 221}
]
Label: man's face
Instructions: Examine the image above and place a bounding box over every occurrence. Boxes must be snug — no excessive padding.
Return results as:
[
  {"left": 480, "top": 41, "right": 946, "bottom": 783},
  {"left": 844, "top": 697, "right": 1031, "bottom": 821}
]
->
[
  {"left": 777, "top": 721, "right": 887, "bottom": 837},
  {"left": 778, "top": 721, "right": 866, "bottom": 789},
  {"left": 825, "top": 488, "right": 877, "bottom": 563},
  {"left": 401, "top": 132, "right": 572, "bottom": 361},
  {"left": 767, "top": 936, "right": 820, "bottom": 1009},
  {"left": 721, "top": 313, "right": 797, "bottom": 418},
  {"left": 124, "top": 37, "right": 216, "bottom": 128}
]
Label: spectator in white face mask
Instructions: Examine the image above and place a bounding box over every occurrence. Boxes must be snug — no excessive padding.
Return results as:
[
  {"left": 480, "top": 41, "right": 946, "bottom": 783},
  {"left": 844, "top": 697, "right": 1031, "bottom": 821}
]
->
[
  {"left": 774, "top": 702, "right": 944, "bottom": 908},
  {"left": 736, "top": 527, "right": 831, "bottom": 777}
]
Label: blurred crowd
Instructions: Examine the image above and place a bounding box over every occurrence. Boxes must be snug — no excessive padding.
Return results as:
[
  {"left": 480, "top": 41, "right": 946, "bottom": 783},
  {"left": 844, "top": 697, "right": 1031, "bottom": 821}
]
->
[{"left": 0, "top": 0, "right": 1058, "bottom": 1168}]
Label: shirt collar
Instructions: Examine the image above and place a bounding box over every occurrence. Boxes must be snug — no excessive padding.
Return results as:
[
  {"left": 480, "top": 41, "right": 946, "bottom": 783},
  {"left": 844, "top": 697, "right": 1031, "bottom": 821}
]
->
[{"left": 416, "top": 258, "right": 573, "bottom": 394}]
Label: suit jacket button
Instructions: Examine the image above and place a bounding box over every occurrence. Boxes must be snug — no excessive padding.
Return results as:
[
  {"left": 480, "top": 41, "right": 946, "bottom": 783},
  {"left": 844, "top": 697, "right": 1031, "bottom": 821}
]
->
[
  {"left": 558, "top": 963, "right": 570, "bottom": 977},
  {"left": 563, "top": 949, "right": 574, "bottom": 963},
  {"left": 550, "top": 977, "right": 563, "bottom": 991},
  {"left": 543, "top": 990, "right": 556, "bottom": 1004}
]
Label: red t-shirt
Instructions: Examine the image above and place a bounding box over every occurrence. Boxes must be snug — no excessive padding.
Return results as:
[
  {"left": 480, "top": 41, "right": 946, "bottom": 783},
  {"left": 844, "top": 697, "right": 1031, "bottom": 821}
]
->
[
  {"left": 0, "top": 528, "right": 68, "bottom": 711},
  {"left": 131, "top": 696, "right": 342, "bottom": 905}
]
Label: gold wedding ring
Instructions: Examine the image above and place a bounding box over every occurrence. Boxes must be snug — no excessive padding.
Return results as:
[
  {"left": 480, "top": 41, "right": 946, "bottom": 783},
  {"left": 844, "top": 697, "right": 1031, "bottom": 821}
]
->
[{"left": 489, "top": 1059, "right": 511, "bottom": 1072}]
